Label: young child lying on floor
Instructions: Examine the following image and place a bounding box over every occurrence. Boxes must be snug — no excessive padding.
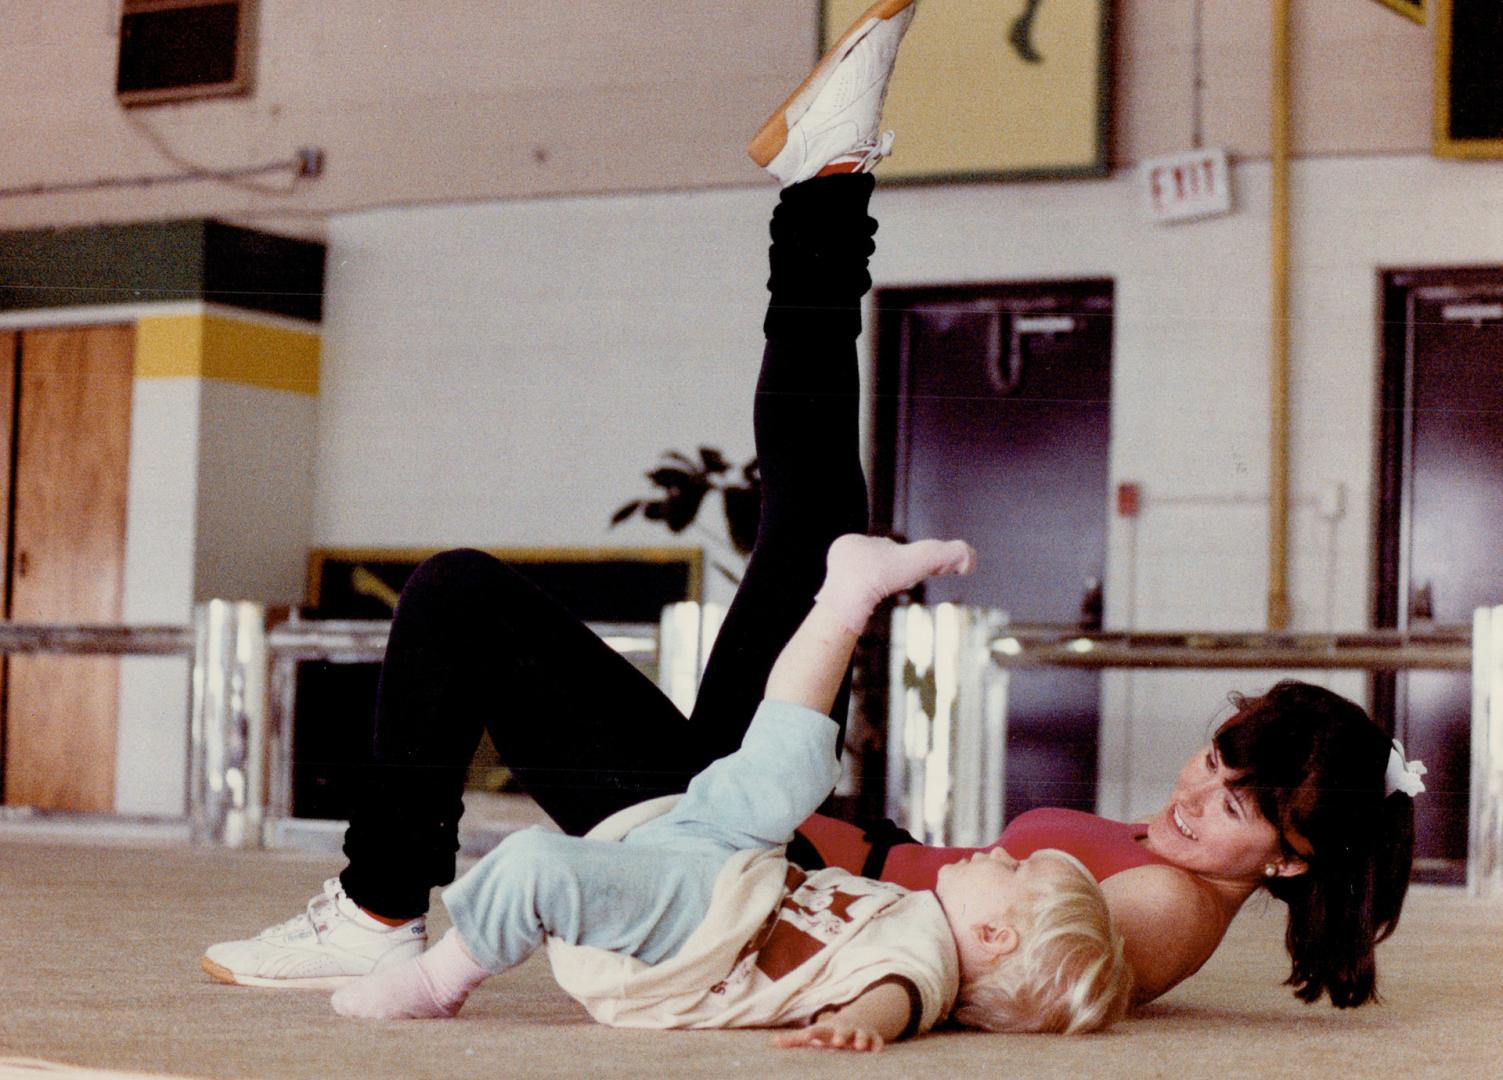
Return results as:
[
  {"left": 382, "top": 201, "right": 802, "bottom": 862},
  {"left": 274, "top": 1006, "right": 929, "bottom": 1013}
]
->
[{"left": 330, "top": 536, "right": 1133, "bottom": 1048}]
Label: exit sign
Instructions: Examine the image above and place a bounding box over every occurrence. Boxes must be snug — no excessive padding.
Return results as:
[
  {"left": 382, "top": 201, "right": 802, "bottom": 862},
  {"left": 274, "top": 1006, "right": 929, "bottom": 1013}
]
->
[{"left": 1141, "top": 148, "right": 1233, "bottom": 223}]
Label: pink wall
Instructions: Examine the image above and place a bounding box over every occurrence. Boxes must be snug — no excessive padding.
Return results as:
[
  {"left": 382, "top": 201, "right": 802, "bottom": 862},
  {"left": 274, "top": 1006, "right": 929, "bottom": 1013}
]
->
[{"left": 2, "top": 1, "right": 1436, "bottom": 238}]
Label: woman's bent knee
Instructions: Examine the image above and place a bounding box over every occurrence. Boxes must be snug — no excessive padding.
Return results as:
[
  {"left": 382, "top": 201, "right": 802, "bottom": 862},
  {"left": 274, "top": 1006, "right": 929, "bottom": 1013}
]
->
[
  {"left": 407, "top": 548, "right": 504, "bottom": 591},
  {"left": 397, "top": 548, "right": 532, "bottom": 618}
]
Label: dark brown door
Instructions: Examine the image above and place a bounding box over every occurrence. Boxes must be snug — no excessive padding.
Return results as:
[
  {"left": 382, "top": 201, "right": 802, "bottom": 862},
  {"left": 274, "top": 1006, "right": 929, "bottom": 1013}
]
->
[
  {"left": 874, "top": 281, "right": 1113, "bottom": 822},
  {"left": 1377, "top": 270, "right": 1503, "bottom": 881},
  {"left": 3, "top": 325, "right": 134, "bottom": 811}
]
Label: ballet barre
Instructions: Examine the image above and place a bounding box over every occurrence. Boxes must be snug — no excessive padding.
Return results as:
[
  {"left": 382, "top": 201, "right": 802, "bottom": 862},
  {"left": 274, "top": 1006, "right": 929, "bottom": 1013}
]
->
[
  {"left": 0, "top": 622, "right": 192, "bottom": 655},
  {"left": 982, "top": 626, "right": 1472, "bottom": 670},
  {"left": 0, "top": 601, "right": 1497, "bottom": 899}
]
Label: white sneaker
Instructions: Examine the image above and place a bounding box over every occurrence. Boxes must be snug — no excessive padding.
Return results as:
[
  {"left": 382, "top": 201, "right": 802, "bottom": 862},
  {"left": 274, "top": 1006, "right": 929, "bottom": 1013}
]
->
[
  {"left": 201, "top": 877, "right": 427, "bottom": 990},
  {"left": 747, "top": 0, "right": 918, "bottom": 186}
]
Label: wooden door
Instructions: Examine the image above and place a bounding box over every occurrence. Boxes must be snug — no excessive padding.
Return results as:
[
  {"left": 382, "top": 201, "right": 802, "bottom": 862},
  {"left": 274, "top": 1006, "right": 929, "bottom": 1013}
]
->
[
  {"left": 874, "top": 281, "right": 1114, "bottom": 822},
  {"left": 0, "top": 333, "right": 13, "bottom": 771},
  {"left": 3, "top": 325, "right": 134, "bottom": 811}
]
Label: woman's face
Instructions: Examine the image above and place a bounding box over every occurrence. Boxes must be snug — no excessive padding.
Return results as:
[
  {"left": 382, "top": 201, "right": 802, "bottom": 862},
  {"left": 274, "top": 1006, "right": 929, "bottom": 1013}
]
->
[{"left": 1145, "top": 739, "right": 1292, "bottom": 882}]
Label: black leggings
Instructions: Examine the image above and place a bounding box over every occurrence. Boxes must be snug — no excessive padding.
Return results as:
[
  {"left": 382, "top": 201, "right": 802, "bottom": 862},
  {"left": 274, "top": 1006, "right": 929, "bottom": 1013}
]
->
[{"left": 340, "top": 174, "right": 879, "bottom": 917}]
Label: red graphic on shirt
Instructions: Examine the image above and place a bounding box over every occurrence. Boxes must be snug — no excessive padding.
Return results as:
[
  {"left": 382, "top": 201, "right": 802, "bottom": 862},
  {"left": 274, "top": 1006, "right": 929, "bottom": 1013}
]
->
[
  {"left": 710, "top": 867, "right": 805, "bottom": 994},
  {"left": 763, "top": 867, "right": 872, "bottom": 979},
  {"left": 709, "top": 867, "right": 896, "bottom": 994}
]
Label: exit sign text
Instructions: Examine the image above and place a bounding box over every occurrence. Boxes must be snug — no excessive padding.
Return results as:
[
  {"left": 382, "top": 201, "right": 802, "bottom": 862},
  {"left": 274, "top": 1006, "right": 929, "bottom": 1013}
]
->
[{"left": 1141, "top": 148, "right": 1233, "bottom": 223}]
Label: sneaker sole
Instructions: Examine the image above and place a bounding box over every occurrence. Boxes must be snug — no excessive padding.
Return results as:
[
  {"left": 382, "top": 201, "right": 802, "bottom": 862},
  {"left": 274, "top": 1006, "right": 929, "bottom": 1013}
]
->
[
  {"left": 746, "top": 0, "right": 917, "bottom": 168},
  {"left": 201, "top": 954, "right": 360, "bottom": 991}
]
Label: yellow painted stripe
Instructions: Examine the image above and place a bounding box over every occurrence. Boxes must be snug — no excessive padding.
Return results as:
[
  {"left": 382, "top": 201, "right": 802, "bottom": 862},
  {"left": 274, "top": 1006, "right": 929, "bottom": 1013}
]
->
[
  {"left": 201, "top": 315, "right": 320, "bottom": 395},
  {"left": 134, "top": 314, "right": 205, "bottom": 378},
  {"left": 134, "top": 313, "right": 320, "bottom": 395}
]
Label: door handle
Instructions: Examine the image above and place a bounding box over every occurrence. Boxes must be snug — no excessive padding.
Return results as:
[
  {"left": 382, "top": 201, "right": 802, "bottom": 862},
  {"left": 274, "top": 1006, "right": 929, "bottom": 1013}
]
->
[
  {"left": 15, "top": 550, "right": 27, "bottom": 578},
  {"left": 1409, "top": 580, "right": 1434, "bottom": 623},
  {"left": 1080, "top": 576, "right": 1103, "bottom": 631}
]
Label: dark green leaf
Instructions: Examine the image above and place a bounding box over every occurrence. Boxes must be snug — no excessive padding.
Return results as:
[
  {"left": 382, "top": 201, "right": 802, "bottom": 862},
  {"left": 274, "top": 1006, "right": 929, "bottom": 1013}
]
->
[
  {"left": 699, "top": 447, "right": 729, "bottom": 474},
  {"left": 722, "top": 486, "right": 760, "bottom": 554},
  {"left": 610, "top": 500, "right": 643, "bottom": 526},
  {"left": 663, "top": 486, "right": 708, "bottom": 531},
  {"left": 902, "top": 658, "right": 937, "bottom": 719},
  {"left": 648, "top": 467, "right": 702, "bottom": 490}
]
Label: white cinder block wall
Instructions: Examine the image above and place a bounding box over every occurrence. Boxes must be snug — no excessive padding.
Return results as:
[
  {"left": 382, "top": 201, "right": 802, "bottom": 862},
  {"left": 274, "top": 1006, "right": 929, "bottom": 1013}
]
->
[
  {"left": 116, "top": 365, "right": 320, "bottom": 817},
  {"left": 193, "top": 379, "right": 318, "bottom": 605},
  {"left": 116, "top": 377, "right": 201, "bottom": 817},
  {"left": 315, "top": 189, "right": 772, "bottom": 602},
  {"left": 316, "top": 154, "right": 1503, "bottom": 820}
]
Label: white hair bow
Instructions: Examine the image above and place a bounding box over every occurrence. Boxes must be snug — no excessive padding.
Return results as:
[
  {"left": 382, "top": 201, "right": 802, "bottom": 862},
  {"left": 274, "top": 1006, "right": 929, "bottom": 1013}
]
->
[{"left": 1384, "top": 740, "right": 1427, "bottom": 798}]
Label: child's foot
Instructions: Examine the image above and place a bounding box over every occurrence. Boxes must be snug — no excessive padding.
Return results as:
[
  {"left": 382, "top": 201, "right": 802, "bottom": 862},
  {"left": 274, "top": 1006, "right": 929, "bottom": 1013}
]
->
[
  {"left": 747, "top": 0, "right": 918, "bottom": 186},
  {"left": 331, "top": 929, "right": 490, "bottom": 1020},
  {"left": 815, "top": 534, "right": 976, "bottom": 633}
]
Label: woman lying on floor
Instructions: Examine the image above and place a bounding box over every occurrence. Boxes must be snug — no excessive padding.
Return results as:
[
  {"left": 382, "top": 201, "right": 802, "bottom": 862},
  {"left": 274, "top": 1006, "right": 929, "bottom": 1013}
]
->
[{"left": 203, "top": 0, "right": 1422, "bottom": 1014}]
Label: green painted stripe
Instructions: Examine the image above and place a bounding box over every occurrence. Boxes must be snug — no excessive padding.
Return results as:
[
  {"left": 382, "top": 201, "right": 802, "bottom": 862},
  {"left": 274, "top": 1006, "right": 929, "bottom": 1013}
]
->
[{"left": 0, "top": 220, "right": 324, "bottom": 322}]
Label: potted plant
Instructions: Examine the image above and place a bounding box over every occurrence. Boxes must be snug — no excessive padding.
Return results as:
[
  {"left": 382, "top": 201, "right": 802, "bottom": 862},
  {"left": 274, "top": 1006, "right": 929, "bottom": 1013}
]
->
[{"left": 612, "top": 447, "right": 760, "bottom": 583}]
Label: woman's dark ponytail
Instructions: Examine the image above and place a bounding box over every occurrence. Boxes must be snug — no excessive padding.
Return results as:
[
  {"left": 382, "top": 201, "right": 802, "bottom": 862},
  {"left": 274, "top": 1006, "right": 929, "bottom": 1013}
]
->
[
  {"left": 1216, "top": 680, "right": 1417, "bottom": 1008},
  {"left": 1265, "top": 791, "right": 1413, "bottom": 1007}
]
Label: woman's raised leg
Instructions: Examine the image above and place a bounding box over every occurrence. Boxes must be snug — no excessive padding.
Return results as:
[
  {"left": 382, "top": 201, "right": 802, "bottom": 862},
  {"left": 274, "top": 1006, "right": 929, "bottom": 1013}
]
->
[
  {"left": 687, "top": 173, "right": 878, "bottom": 763},
  {"left": 687, "top": 0, "right": 919, "bottom": 761}
]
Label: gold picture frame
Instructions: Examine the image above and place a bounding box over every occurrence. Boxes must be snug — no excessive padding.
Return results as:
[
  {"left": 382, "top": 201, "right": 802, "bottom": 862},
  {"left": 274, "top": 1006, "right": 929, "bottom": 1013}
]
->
[
  {"left": 306, "top": 546, "right": 703, "bottom": 618},
  {"left": 1433, "top": 0, "right": 1503, "bottom": 158},
  {"left": 820, "top": 0, "right": 1111, "bottom": 182},
  {"left": 1373, "top": 0, "right": 1425, "bottom": 24}
]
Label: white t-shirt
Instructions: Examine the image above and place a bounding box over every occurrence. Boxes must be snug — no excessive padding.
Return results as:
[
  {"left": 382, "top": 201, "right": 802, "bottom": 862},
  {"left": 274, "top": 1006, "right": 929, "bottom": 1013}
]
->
[{"left": 546, "top": 797, "right": 959, "bottom": 1035}]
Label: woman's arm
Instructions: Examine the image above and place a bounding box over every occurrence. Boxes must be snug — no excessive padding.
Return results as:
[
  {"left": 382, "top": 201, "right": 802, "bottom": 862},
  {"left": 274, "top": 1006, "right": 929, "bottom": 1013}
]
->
[
  {"left": 770, "top": 980, "right": 916, "bottom": 1052},
  {"left": 1100, "top": 865, "right": 1227, "bottom": 1004}
]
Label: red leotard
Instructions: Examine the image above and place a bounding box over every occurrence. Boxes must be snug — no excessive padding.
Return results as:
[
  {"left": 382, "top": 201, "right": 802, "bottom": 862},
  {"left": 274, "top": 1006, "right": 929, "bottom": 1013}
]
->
[{"left": 796, "top": 807, "right": 1175, "bottom": 891}]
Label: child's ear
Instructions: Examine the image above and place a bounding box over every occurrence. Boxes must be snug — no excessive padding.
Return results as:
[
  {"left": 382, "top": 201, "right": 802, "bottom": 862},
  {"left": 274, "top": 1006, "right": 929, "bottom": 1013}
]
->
[{"left": 974, "top": 921, "right": 1019, "bottom": 960}]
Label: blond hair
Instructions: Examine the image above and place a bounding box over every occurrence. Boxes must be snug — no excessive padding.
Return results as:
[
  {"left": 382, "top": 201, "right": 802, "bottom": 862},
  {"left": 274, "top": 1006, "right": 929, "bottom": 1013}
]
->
[{"left": 950, "top": 849, "right": 1133, "bottom": 1034}]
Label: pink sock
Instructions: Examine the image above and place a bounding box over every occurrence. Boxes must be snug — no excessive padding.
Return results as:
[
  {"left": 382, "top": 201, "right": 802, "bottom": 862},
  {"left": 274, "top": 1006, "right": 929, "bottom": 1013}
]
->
[
  {"left": 814, "top": 535, "right": 977, "bottom": 633},
  {"left": 331, "top": 928, "right": 492, "bottom": 1020}
]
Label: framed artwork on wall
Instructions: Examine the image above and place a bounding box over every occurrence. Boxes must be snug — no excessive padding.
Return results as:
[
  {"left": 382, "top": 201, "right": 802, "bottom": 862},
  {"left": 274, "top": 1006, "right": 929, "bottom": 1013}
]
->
[
  {"left": 1434, "top": 0, "right": 1503, "bottom": 157},
  {"left": 1373, "top": 0, "right": 1425, "bottom": 24},
  {"left": 306, "top": 546, "right": 702, "bottom": 621},
  {"left": 820, "top": 0, "right": 1111, "bottom": 182}
]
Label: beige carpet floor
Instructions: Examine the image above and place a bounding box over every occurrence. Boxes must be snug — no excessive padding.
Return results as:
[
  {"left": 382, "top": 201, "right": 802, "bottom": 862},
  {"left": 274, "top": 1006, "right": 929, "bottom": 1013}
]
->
[{"left": 2, "top": 832, "right": 1500, "bottom": 1080}]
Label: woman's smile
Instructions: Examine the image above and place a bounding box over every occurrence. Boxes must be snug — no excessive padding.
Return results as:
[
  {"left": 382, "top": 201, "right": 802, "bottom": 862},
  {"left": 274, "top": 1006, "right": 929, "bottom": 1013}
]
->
[{"left": 1171, "top": 804, "right": 1197, "bottom": 841}]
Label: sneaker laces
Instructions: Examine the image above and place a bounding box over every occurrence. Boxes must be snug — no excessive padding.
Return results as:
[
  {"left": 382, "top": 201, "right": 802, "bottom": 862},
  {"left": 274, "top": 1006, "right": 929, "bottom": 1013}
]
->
[
  {"left": 861, "top": 130, "right": 896, "bottom": 170},
  {"left": 259, "top": 877, "right": 342, "bottom": 942},
  {"left": 831, "top": 130, "right": 896, "bottom": 174}
]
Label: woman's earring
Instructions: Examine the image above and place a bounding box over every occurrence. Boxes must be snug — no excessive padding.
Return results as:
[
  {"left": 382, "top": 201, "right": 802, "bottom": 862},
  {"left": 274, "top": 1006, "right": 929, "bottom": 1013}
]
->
[{"left": 1264, "top": 863, "right": 1279, "bottom": 878}]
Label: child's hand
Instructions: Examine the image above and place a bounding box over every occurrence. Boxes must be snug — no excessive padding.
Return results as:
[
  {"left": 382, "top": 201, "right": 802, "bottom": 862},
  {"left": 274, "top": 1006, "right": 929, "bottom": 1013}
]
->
[{"left": 772, "top": 1020, "right": 885, "bottom": 1053}]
